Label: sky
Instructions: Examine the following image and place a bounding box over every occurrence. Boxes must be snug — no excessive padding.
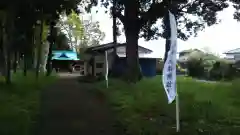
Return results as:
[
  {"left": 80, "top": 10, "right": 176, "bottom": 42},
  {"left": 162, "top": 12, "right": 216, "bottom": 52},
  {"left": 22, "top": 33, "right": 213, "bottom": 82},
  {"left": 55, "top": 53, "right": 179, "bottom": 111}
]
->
[{"left": 83, "top": 4, "right": 240, "bottom": 58}]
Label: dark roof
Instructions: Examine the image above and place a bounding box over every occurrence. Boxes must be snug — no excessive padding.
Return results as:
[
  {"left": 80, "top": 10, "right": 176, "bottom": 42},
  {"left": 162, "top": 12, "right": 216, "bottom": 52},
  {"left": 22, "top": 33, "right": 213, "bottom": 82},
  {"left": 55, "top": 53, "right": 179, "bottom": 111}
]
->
[{"left": 85, "top": 42, "right": 152, "bottom": 54}]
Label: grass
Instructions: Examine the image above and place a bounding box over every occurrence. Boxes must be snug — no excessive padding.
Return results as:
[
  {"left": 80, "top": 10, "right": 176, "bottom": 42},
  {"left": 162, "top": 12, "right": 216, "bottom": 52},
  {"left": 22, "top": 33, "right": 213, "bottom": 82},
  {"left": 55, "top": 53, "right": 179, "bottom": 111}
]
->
[
  {"left": 93, "top": 76, "right": 240, "bottom": 135},
  {"left": 0, "top": 72, "right": 57, "bottom": 135}
]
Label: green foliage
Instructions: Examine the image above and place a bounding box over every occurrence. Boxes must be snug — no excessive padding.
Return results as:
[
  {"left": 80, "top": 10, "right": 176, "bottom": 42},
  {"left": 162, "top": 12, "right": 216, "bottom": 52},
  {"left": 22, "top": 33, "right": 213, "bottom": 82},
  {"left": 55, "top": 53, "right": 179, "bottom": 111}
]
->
[
  {"left": 0, "top": 72, "right": 56, "bottom": 135},
  {"left": 54, "top": 31, "right": 70, "bottom": 50},
  {"left": 93, "top": 76, "right": 240, "bottom": 135},
  {"left": 99, "top": 0, "right": 229, "bottom": 40},
  {"left": 209, "top": 60, "right": 239, "bottom": 81},
  {"left": 209, "top": 61, "right": 222, "bottom": 80},
  {"left": 186, "top": 58, "right": 205, "bottom": 78},
  {"left": 231, "top": 0, "right": 240, "bottom": 21},
  {"left": 99, "top": 0, "right": 229, "bottom": 82},
  {"left": 58, "top": 11, "right": 105, "bottom": 50},
  {"left": 42, "top": 21, "right": 49, "bottom": 42},
  {"left": 82, "top": 18, "right": 105, "bottom": 46},
  {"left": 68, "top": 11, "right": 85, "bottom": 40},
  {"left": 179, "top": 49, "right": 238, "bottom": 80},
  {"left": 58, "top": 11, "right": 85, "bottom": 48}
]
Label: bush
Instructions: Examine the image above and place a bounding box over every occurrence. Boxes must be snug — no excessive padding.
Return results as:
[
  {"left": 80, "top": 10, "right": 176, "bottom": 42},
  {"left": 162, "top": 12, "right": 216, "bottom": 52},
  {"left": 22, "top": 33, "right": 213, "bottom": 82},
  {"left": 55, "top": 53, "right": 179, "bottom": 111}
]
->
[
  {"left": 176, "top": 63, "right": 187, "bottom": 75},
  {"left": 209, "top": 61, "right": 222, "bottom": 80},
  {"left": 186, "top": 58, "right": 205, "bottom": 78},
  {"left": 208, "top": 60, "right": 239, "bottom": 80}
]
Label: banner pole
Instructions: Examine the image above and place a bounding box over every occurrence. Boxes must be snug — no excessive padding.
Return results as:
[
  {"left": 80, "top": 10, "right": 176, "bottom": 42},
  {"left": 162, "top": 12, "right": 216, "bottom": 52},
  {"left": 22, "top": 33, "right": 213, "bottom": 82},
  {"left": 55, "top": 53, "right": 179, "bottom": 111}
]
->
[
  {"left": 176, "top": 90, "right": 180, "bottom": 132},
  {"left": 105, "top": 50, "right": 109, "bottom": 88}
]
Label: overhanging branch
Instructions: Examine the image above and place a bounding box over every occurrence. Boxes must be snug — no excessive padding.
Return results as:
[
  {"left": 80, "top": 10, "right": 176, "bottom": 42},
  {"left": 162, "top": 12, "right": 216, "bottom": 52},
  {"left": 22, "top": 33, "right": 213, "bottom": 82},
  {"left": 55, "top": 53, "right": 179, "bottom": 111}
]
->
[
  {"left": 139, "top": 2, "right": 165, "bottom": 27},
  {"left": 111, "top": 8, "right": 125, "bottom": 23},
  {"left": 139, "top": 0, "right": 189, "bottom": 27}
]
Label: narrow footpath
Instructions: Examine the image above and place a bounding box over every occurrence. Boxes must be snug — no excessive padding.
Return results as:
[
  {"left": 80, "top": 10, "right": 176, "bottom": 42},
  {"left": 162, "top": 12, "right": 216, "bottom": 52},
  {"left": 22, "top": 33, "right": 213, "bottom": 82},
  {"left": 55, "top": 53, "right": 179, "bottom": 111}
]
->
[{"left": 36, "top": 73, "right": 120, "bottom": 135}]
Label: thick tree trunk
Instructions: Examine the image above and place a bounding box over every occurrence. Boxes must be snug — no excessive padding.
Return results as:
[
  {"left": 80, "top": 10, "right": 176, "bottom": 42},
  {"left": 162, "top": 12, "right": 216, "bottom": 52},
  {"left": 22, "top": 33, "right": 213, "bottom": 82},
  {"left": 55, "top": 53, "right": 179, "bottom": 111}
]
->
[
  {"left": 124, "top": 2, "right": 142, "bottom": 83},
  {"left": 112, "top": 0, "right": 117, "bottom": 53},
  {"left": 13, "top": 51, "right": 18, "bottom": 73},
  {"left": 5, "top": 8, "right": 15, "bottom": 84},
  {"left": 46, "top": 42, "right": 53, "bottom": 76},
  {"left": 6, "top": 45, "right": 11, "bottom": 84},
  {"left": 125, "top": 29, "right": 141, "bottom": 82},
  {"left": 46, "top": 21, "right": 55, "bottom": 76},
  {"left": 41, "top": 42, "right": 49, "bottom": 72},
  {"left": 36, "top": 18, "right": 44, "bottom": 79},
  {"left": 111, "top": 0, "right": 118, "bottom": 76},
  {"left": 0, "top": 21, "right": 5, "bottom": 76},
  {"left": 33, "top": 47, "right": 38, "bottom": 68},
  {"left": 23, "top": 54, "right": 27, "bottom": 76},
  {"left": 29, "top": 29, "right": 35, "bottom": 70}
]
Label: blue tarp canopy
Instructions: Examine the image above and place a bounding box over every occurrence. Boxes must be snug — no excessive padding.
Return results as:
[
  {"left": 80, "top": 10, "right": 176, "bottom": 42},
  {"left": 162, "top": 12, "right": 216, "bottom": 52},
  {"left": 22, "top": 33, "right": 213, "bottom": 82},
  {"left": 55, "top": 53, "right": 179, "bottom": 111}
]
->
[{"left": 52, "top": 50, "right": 79, "bottom": 61}]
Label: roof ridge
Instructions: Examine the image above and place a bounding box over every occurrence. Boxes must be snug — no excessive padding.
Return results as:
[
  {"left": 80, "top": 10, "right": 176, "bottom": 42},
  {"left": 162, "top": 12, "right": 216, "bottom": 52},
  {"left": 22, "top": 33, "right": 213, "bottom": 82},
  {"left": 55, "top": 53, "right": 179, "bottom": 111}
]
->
[{"left": 224, "top": 48, "right": 240, "bottom": 54}]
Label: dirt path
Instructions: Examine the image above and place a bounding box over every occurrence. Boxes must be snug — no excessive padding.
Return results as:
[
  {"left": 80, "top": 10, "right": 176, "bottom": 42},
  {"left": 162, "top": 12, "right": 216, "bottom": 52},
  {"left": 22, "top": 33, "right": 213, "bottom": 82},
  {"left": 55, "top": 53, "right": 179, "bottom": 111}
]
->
[{"left": 36, "top": 74, "right": 120, "bottom": 135}]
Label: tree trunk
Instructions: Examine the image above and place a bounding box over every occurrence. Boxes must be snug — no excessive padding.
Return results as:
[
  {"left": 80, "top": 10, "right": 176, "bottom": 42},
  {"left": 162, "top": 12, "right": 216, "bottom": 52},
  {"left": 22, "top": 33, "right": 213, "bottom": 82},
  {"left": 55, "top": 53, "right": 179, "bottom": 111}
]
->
[
  {"left": 5, "top": 8, "right": 15, "bottom": 84},
  {"left": 23, "top": 54, "right": 27, "bottom": 76},
  {"left": 41, "top": 42, "right": 49, "bottom": 72},
  {"left": 0, "top": 20, "right": 5, "bottom": 76},
  {"left": 46, "top": 21, "right": 55, "bottom": 76},
  {"left": 111, "top": 0, "right": 118, "bottom": 76},
  {"left": 112, "top": 0, "right": 117, "bottom": 51},
  {"left": 36, "top": 17, "right": 44, "bottom": 79},
  {"left": 29, "top": 29, "right": 36, "bottom": 69},
  {"left": 33, "top": 47, "right": 38, "bottom": 68},
  {"left": 125, "top": 29, "right": 141, "bottom": 82},
  {"left": 13, "top": 51, "right": 18, "bottom": 73},
  {"left": 124, "top": 1, "right": 142, "bottom": 83},
  {"left": 6, "top": 45, "right": 11, "bottom": 84}
]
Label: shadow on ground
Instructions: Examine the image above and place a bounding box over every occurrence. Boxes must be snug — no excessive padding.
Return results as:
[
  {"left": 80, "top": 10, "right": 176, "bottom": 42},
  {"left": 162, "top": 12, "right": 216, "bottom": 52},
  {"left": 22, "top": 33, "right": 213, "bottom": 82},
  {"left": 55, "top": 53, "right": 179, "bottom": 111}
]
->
[{"left": 35, "top": 73, "right": 123, "bottom": 135}]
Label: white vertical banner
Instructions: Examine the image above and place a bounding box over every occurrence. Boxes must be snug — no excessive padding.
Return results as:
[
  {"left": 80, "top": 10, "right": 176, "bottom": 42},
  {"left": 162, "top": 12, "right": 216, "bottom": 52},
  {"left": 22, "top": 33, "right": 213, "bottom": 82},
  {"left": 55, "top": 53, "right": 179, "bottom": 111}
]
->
[
  {"left": 105, "top": 50, "right": 109, "bottom": 88},
  {"left": 162, "top": 11, "right": 180, "bottom": 132}
]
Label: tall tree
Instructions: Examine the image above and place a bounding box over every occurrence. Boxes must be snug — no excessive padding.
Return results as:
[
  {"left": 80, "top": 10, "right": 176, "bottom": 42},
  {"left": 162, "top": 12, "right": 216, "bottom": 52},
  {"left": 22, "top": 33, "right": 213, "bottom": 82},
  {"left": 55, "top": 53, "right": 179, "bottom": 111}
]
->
[
  {"left": 82, "top": 17, "right": 105, "bottom": 46},
  {"left": 99, "top": 0, "right": 229, "bottom": 82},
  {"left": 58, "top": 11, "right": 85, "bottom": 50},
  {"left": 54, "top": 31, "right": 70, "bottom": 50},
  {"left": 0, "top": 0, "right": 98, "bottom": 81},
  {"left": 58, "top": 13, "right": 105, "bottom": 49}
]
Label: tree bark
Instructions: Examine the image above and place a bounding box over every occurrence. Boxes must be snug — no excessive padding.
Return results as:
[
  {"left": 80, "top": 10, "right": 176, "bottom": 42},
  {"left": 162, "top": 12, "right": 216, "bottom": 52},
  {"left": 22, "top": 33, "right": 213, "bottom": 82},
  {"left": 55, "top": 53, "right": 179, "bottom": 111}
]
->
[
  {"left": 13, "top": 51, "right": 18, "bottom": 73},
  {"left": 42, "top": 42, "right": 49, "bottom": 72},
  {"left": 23, "top": 54, "right": 27, "bottom": 76},
  {"left": 112, "top": 0, "right": 117, "bottom": 52},
  {"left": 6, "top": 44, "right": 11, "bottom": 84},
  {"left": 125, "top": 28, "right": 141, "bottom": 82},
  {"left": 36, "top": 15, "right": 44, "bottom": 79},
  {"left": 124, "top": 1, "right": 142, "bottom": 83},
  {"left": 46, "top": 21, "right": 55, "bottom": 76},
  {"left": 111, "top": 0, "right": 118, "bottom": 76},
  {"left": 0, "top": 20, "right": 5, "bottom": 76},
  {"left": 5, "top": 8, "right": 15, "bottom": 84}
]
